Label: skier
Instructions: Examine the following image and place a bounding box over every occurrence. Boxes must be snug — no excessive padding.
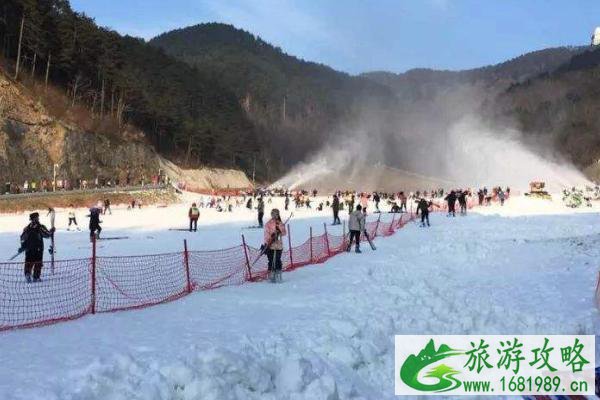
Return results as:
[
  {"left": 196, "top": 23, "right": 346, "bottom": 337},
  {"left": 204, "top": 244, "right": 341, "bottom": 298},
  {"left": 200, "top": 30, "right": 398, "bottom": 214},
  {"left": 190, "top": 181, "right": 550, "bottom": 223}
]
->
[
  {"left": 416, "top": 198, "right": 432, "bottom": 227},
  {"left": 348, "top": 194, "right": 355, "bottom": 216},
  {"left": 246, "top": 197, "right": 253, "bottom": 210},
  {"left": 458, "top": 190, "right": 467, "bottom": 215},
  {"left": 19, "top": 212, "right": 54, "bottom": 283},
  {"left": 360, "top": 194, "right": 368, "bottom": 211},
  {"left": 445, "top": 190, "right": 457, "bottom": 217},
  {"left": 399, "top": 192, "right": 407, "bottom": 213},
  {"left": 373, "top": 192, "right": 381, "bottom": 213},
  {"left": 67, "top": 204, "right": 80, "bottom": 231},
  {"left": 188, "top": 202, "right": 200, "bottom": 232},
  {"left": 103, "top": 198, "right": 112, "bottom": 215},
  {"left": 257, "top": 197, "right": 265, "bottom": 228},
  {"left": 47, "top": 207, "right": 56, "bottom": 228},
  {"left": 347, "top": 205, "right": 365, "bottom": 253},
  {"left": 88, "top": 204, "right": 102, "bottom": 240},
  {"left": 332, "top": 194, "right": 341, "bottom": 225},
  {"left": 284, "top": 194, "right": 290, "bottom": 211},
  {"left": 477, "top": 189, "right": 484, "bottom": 206},
  {"left": 263, "top": 208, "right": 287, "bottom": 283},
  {"left": 498, "top": 189, "right": 506, "bottom": 206}
]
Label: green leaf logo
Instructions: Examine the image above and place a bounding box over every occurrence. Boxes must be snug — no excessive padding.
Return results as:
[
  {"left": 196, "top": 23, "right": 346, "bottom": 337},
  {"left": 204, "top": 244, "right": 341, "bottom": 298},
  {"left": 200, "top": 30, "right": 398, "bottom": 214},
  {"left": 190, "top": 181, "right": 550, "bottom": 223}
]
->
[{"left": 400, "top": 339, "right": 464, "bottom": 392}]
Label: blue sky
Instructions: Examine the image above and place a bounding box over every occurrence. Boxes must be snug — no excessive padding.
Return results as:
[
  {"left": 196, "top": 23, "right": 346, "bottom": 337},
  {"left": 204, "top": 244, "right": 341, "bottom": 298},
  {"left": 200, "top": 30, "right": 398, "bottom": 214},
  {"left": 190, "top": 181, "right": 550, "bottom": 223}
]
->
[{"left": 70, "top": 0, "right": 600, "bottom": 75}]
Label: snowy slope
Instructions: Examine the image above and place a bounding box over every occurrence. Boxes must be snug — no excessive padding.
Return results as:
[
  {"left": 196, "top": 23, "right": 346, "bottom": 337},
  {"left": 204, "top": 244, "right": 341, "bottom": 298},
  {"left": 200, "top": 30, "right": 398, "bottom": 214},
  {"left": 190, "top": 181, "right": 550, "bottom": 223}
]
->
[{"left": 0, "top": 197, "right": 599, "bottom": 399}]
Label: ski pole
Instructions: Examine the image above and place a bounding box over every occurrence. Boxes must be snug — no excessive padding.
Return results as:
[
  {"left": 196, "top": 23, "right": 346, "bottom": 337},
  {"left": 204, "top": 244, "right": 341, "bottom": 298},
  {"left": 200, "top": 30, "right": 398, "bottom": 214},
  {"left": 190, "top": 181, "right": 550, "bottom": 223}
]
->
[{"left": 8, "top": 249, "right": 23, "bottom": 261}]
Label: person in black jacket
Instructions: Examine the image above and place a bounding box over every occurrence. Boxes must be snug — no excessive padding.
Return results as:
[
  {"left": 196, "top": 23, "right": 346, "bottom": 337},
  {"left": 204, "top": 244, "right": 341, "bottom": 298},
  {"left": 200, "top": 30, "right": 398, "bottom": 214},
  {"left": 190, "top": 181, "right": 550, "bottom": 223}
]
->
[
  {"left": 415, "top": 198, "right": 432, "bottom": 227},
  {"left": 332, "top": 194, "right": 341, "bottom": 225},
  {"left": 19, "top": 212, "right": 54, "bottom": 283},
  {"left": 257, "top": 197, "right": 265, "bottom": 228},
  {"left": 89, "top": 205, "right": 102, "bottom": 240},
  {"left": 373, "top": 192, "right": 381, "bottom": 213},
  {"left": 445, "top": 190, "right": 457, "bottom": 217},
  {"left": 458, "top": 190, "right": 467, "bottom": 215}
]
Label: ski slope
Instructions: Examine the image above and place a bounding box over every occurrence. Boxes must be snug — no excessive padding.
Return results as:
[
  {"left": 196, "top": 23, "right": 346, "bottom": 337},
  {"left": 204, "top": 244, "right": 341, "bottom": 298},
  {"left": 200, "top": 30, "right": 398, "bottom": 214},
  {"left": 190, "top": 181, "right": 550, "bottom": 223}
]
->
[{"left": 0, "top": 195, "right": 599, "bottom": 399}]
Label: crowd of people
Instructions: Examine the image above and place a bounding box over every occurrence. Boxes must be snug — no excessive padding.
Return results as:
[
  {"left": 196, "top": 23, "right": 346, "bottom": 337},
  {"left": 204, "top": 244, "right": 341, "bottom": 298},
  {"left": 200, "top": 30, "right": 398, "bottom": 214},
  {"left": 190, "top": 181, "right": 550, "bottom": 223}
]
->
[
  {"left": 3, "top": 173, "right": 168, "bottom": 195},
  {"left": 12, "top": 185, "right": 510, "bottom": 284}
]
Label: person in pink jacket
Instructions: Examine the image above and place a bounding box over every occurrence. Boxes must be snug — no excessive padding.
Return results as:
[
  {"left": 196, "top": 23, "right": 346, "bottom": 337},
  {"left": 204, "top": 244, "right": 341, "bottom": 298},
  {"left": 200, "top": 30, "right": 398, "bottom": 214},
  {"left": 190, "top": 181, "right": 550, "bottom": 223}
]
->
[
  {"left": 360, "top": 194, "right": 368, "bottom": 210},
  {"left": 263, "top": 208, "right": 287, "bottom": 283}
]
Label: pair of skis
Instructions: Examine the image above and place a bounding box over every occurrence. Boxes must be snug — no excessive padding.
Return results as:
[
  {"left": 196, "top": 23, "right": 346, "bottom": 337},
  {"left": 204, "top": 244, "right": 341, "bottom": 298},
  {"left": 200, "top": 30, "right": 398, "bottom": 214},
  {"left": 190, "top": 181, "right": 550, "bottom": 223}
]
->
[{"left": 345, "top": 230, "right": 377, "bottom": 251}]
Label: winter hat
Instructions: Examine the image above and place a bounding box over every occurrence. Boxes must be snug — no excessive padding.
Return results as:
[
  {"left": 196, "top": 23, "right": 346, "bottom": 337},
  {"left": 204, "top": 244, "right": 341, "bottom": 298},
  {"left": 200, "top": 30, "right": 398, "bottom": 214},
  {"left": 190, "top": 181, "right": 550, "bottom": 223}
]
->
[{"left": 29, "top": 212, "right": 39, "bottom": 220}]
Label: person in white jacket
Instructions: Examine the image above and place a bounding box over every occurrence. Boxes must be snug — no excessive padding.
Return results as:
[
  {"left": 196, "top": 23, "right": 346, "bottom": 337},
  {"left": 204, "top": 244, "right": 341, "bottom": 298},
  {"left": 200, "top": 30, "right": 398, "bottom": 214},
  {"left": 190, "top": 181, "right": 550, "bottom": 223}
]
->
[{"left": 346, "top": 205, "right": 365, "bottom": 253}]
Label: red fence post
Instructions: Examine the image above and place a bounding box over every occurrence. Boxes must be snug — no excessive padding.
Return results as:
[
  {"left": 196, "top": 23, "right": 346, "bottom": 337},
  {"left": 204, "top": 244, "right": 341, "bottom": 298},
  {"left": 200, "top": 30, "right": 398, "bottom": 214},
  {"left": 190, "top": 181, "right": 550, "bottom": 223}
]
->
[
  {"left": 309, "top": 227, "right": 313, "bottom": 262},
  {"left": 287, "top": 224, "right": 293, "bottom": 268},
  {"left": 389, "top": 214, "right": 395, "bottom": 234},
  {"left": 342, "top": 220, "right": 346, "bottom": 247},
  {"left": 241, "top": 234, "right": 252, "bottom": 281},
  {"left": 323, "top": 223, "right": 331, "bottom": 257},
  {"left": 183, "top": 239, "right": 192, "bottom": 293},
  {"left": 374, "top": 214, "right": 381, "bottom": 238},
  {"left": 90, "top": 235, "right": 97, "bottom": 314}
]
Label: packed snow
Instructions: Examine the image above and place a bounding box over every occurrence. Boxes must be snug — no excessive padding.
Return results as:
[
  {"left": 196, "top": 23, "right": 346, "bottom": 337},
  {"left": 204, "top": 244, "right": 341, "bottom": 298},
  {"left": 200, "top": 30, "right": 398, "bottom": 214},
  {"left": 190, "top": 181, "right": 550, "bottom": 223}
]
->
[{"left": 0, "top": 193, "right": 599, "bottom": 399}]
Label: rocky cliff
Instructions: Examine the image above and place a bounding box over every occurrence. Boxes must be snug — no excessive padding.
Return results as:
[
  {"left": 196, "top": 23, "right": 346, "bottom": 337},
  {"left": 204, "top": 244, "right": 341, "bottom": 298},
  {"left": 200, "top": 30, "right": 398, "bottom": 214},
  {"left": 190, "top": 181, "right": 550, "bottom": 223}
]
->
[{"left": 0, "top": 69, "right": 252, "bottom": 191}]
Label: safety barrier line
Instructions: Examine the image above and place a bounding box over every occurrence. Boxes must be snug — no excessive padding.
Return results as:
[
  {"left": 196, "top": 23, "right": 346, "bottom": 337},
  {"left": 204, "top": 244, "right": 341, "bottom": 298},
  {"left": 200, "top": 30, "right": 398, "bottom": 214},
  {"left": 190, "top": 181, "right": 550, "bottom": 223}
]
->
[{"left": 0, "top": 197, "right": 491, "bottom": 332}]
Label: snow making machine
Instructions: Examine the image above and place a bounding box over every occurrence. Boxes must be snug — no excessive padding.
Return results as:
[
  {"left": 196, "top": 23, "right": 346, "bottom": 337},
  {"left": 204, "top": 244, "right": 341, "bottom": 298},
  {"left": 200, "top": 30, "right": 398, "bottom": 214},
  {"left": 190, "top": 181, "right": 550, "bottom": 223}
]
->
[{"left": 525, "top": 181, "right": 551, "bottom": 200}]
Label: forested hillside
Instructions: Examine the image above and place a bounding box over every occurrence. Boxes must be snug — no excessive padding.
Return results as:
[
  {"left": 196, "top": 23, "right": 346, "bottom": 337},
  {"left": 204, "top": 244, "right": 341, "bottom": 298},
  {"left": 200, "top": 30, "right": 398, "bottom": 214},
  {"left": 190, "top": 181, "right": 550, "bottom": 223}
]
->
[
  {"left": 361, "top": 46, "right": 600, "bottom": 180},
  {"left": 492, "top": 46, "right": 600, "bottom": 175},
  {"left": 1, "top": 0, "right": 260, "bottom": 176},
  {"left": 3, "top": 0, "right": 600, "bottom": 184},
  {"left": 362, "top": 47, "right": 583, "bottom": 103},
  {"left": 150, "top": 23, "right": 399, "bottom": 170}
]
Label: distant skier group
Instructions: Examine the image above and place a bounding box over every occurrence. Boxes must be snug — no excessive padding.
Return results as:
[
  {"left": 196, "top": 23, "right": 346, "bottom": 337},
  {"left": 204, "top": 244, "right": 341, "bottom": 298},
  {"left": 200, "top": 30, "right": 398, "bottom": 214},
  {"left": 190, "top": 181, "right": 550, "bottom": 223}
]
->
[{"left": 12, "top": 185, "right": 510, "bottom": 284}]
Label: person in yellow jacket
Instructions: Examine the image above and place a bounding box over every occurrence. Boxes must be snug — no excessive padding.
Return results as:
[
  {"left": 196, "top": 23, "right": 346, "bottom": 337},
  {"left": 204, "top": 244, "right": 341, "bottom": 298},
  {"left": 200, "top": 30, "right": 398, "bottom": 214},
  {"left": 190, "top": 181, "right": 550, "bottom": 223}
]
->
[{"left": 188, "top": 203, "right": 200, "bottom": 232}]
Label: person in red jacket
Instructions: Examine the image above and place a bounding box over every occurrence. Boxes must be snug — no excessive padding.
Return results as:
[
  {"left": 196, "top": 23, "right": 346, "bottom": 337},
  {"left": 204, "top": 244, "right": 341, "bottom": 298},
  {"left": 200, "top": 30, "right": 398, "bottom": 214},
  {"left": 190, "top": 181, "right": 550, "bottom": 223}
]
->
[{"left": 263, "top": 208, "right": 287, "bottom": 283}]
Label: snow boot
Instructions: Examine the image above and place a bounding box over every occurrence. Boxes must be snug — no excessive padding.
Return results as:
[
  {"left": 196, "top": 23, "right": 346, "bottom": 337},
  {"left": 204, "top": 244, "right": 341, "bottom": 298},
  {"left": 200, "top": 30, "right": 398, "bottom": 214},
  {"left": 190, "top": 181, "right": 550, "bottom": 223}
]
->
[
  {"left": 276, "top": 271, "right": 282, "bottom": 283},
  {"left": 25, "top": 275, "right": 31, "bottom": 283},
  {"left": 355, "top": 247, "right": 362, "bottom": 254},
  {"left": 269, "top": 271, "right": 277, "bottom": 283}
]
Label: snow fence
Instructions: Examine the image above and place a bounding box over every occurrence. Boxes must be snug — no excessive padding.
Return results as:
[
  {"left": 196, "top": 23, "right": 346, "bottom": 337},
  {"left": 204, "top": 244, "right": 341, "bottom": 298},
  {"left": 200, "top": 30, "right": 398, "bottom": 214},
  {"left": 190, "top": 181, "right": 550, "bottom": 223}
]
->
[{"left": 0, "top": 213, "right": 415, "bottom": 331}]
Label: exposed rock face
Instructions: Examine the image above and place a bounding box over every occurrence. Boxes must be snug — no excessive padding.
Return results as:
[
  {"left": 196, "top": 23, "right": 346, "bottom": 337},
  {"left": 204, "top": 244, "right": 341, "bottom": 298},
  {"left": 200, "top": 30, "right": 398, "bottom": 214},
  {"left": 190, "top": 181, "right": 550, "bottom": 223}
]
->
[
  {"left": 0, "top": 71, "right": 252, "bottom": 190},
  {"left": 0, "top": 72, "right": 159, "bottom": 184}
]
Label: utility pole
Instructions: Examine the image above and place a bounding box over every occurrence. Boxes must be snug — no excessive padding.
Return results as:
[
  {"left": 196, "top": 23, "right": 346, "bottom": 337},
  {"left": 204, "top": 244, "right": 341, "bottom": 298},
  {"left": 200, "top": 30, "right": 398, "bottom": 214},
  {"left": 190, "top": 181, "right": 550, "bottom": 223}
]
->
[{"left": 14, "top": 15, "right": 24, "bottom": 80}]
